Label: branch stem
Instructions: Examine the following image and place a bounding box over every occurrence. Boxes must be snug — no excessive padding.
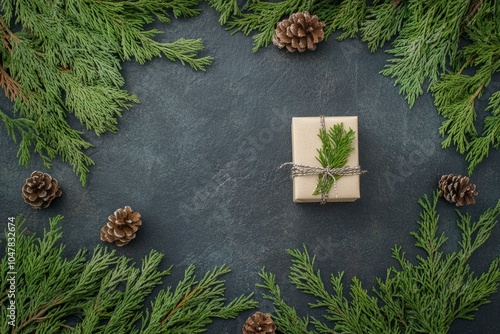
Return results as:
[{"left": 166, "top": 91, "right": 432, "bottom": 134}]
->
[{"left": 160, "top": 286, "right": 201, "bottom": 325}]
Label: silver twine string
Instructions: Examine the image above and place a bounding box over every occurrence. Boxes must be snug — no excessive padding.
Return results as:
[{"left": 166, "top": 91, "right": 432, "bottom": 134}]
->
[{"left": 280, "top": 116, "right": 366, "bottom": 204}]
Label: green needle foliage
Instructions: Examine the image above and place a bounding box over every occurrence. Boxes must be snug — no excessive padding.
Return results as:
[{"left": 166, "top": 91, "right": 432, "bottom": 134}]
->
[
  {"left": 360, "top": 0, "right": 408, "bottom": 53},
  {"left": 206, "top": 0, "right": 241, "bottom": 24},
  {"left": 208, "top": 0, "right": 500, "bottom": 173},
  {"left": 0, "top": 215, "right": 257, "bottom": 333},
  {"left": 313, "top": 122, "right": 355, "bottom": 197},
  {"left": 257, "top": 191, "right": 500, "bottom": 333},
  {"left": 0, "top": 0, "right": 212, "bottom": 185},
  {"left": 432, "top": 2, "right": 500, "bottom": 175},
  {"left": 466, "top": 91, "right": 500, "bottom": 174},
  {"left": 379, "top": 0, "right": 469, "bottom": 107}
]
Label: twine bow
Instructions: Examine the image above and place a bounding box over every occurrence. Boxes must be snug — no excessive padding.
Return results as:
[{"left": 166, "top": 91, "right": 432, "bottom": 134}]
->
[{"left": 281, "top": 116, "right": 366, "bottom": 204}]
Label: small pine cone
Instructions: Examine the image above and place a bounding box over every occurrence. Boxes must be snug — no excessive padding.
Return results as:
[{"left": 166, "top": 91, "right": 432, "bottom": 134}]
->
[
  {"left": 100, "top": 206, "right": 142, "bottom": 247},
  {"left": 22, "top": 171, "right": 62, "bottom": 209},
  {"left": 273, "top": 11, "right": 325, "bottom": 52},
  {"left": 242, "top": 312, "right": 276, "bottom": 334},
  {"left": 438, "top": 174, "right": 478, "bottom": 206}
]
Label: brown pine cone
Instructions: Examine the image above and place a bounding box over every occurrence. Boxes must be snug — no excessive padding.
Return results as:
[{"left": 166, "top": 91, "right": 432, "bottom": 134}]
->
[
  {"left": 242, "top": 312, "right": 276, "bottom": 334},
  {"left": 22, "top": 171, "right": 62, "bottom": 209},
  {"left": 273, "top": 11, "right": 325, "bottom": 52},
  {"left": 438, "top": 174, "right": 478, "bottom": 206},
  {"left": 100, "top": 206, "right": 142, "bottom": 247}
]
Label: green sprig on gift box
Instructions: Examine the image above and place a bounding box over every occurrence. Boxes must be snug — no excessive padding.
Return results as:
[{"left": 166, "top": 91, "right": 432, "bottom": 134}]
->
[{"left": 313, "top": 122, "right": 355, "bottom": 197}]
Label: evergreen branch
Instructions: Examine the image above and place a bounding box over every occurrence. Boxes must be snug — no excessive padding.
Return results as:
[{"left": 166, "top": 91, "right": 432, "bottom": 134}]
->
[
  {"left": 457, "top": 198, "right": 500, "bottom": 257},
  {"left": 313, "top": 122, "right": 356, "bottom": 196},
  {"left": 287, "top": 247, "right": 331, "bottom": 303},
  {"left": 433, "top": 70, "right": 484, "bottom": 154},
  {"left": 0, "top": 216, "right": 256, "bottom": 333},
  {"left": 160, "top": 284, "right": 202, "bottom": 325},
  {"left": 14, "top": 97, "right": 96, "bottom": 185},
  {"left": 0, "top": 109, "right": 34, "bottom": 144},
  {"left": 380, "top": 0, "right": 470, "bottom": 107},
  {"left": 256, "top": 268, "right": 315, "bottom": 334},
  {"left": 0, "top": 64, "right": 22, "bottom": 101},
  {"left": 147, "top": 0, "right": 202, "bottom": 20},
  {"left": 466, "top": 93, "right": 500, "bottom": 173},
  {"left": 141, "top": 264, "right": 256, "bottom": 333},
  {"left": 310, "top": 0, "right": 342, "bottom": 39},
  {"left": 206, "top": 0, "right": 241, "bottom": 25},
  {"left": 431, "top": 0, "right": 500, "bottom": 173},
  {"left": 360, "top": 0, "right": 408, "bottom": 52},
  {"left": 462, "top": 0, "right": 485, "bottom": 30},
  {"left": 288, "top": 247, "right": 396, "bottom": 333},
  {"left": 65, "top": 84, "right": 138, "bottom": 135},
  {"left": 451, "top": 257, "right": 500, "bottom": 321},
  {"left": 330, "top": 0, "right": 367, "bottom": 41},
  {"left": 257, "top": 192, "right": 500, "bottom": 333},
  {"left": 0, "top": 0, "right": 211, "bottom": 185},
  {"left": 156, "top": 38, "right": 214, "bottom": 71},
  {"left": 214, "top": 293, "right": 258, "bottom": 318},
  {"left": 73, "top": 256, "right": 137, "bottom": 333},
  {"left": 0, "top": 16, "right": 19, "bottom": 52},
  {"left": 411, "top": 193, "right": 447, "bottom": 258},
  {"left": 102, "top": 251, "right": 170, "bottom": 333}
]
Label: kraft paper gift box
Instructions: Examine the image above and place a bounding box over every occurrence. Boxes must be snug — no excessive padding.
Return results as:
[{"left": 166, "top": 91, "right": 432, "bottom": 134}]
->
[{"left": 290, "top": 116, "right": 361, "bottom": 203}]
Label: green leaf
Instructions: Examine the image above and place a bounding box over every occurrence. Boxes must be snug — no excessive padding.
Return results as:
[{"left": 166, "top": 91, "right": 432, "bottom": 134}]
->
[
  {"left": 0, "top": 215, "right": 256, "bottom": 332},
  {"left": 0, "top": 0, "right": 212, "bottom": 185},
  {"left": 466, "top": 91, "right": 500, "bottom": 174},
  {"left": 360, "top": 0, "right": 408, "bottom": 52},
  {"left": 330, "top": 0, "right": 367, "bottom": 41},
  {"left": 257, "top": 267, "right": 315, "bottom": 334},
  {"left": 313, "top": 122, "right": 356, "bottom": 197}
]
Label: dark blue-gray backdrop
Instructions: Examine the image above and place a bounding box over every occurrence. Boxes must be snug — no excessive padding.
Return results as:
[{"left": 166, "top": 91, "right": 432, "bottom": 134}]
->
[{"left": 1, "top": 4, "right": 499, "bottom": 333}]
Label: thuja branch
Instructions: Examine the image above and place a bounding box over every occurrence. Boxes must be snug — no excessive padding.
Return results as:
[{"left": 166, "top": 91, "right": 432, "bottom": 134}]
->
[
  {"left": 257, "top": 191, "right": 500, "bottom": 333},
  {"left": 0, "top": 0, "right": 213, "bottom": 185},
  {"left": 432, "top": 1, "right": 500, "bottom": 174},
  {"left": 140, "top": 264, "right": 258, "bottom": 333},
  {"left": 0, "top": 216, "right": 256, "bottom": 333},
  {"left": 0, "top": 65, "right": 21, "bottom": 101},
  {"left": 161, "top": 286, "right": 201, "bottom": 325},
  {"left": 313, "top": 122, "right": 355, "bottom": 197}
]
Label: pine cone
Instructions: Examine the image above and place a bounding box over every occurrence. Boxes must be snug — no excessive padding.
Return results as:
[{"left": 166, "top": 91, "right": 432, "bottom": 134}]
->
[
  {"left": 22, "top": 171, "right": 62, "bottom": 209},
  {"left": 438, "top": 174, "right": 478, "bottom": 206},
  {"left": 242, "top": 312, "right": 276, "bottom": 334},
  {"left": 273, "top": 11, "right": 325, "bottom": 52},
  {"left": 100, "top": 206, "right": 142, "bottom": 247}
]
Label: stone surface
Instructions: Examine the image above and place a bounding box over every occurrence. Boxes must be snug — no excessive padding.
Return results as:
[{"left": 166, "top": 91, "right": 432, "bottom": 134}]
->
[{"left": 0, "top": 5, "right": 499, "bottom": 333}]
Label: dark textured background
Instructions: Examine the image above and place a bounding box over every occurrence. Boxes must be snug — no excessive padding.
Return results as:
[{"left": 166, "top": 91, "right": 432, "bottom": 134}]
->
[{"left": 1, "top": 4, "right": 499, "bottom": 333}]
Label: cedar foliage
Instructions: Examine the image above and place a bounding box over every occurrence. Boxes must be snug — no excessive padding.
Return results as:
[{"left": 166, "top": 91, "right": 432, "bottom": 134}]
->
[
  {"left": 257, "top": 191, "right": 500, "bottom": 333},
  {"left": 313, "top": 122, "right": 355, "bottom": 197},
  {"left": 0, "top": 0, "right": 212, "bottom": 185},
  {"left": 0, "top": 215, "right": 257, "bottom": 333},
  {"left": 209, "top": 0, "right": 500, "bottom": 174}
]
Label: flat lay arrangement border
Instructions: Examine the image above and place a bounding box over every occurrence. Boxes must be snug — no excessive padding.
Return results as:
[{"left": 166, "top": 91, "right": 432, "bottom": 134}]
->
[{"left": 1, "top": 1, "right": 499, "bottom": 333}]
